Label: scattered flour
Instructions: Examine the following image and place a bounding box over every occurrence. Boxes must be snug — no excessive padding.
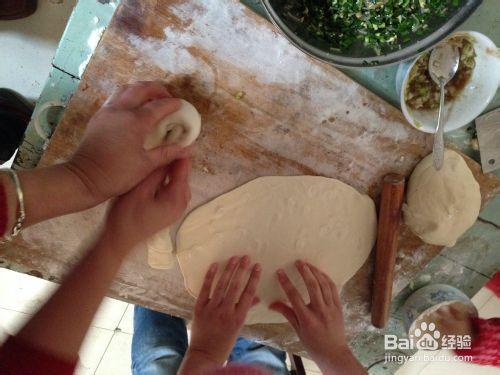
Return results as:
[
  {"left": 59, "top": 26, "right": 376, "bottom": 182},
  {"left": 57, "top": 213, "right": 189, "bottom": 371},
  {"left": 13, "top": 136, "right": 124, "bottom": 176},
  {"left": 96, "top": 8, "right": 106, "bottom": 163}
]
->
[
  {"left": 125, "top": 0, "right": 425, "bottom": 190},
  {"left": 393, "top": 247, "right": 428, "bottom": 293},
  {"left": 160, "top": 0, "right": 317, "bottom": 86}
]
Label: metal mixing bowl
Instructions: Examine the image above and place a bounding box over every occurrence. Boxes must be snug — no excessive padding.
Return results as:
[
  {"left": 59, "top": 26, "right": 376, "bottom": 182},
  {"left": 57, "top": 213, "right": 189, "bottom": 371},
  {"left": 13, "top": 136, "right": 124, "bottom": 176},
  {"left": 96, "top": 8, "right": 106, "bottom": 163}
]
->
[{"left": 261, "top": 0, "right": 482, "bottom": 67}]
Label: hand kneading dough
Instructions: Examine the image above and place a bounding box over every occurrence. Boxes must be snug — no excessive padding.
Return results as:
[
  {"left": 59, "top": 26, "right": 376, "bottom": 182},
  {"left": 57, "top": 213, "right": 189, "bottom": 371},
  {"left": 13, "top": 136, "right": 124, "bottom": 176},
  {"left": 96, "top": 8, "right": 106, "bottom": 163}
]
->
[
  {"left": 176, "top": 176, "right": 377, "bottom": 324},
  {"left": 404, "top": 150, "right": 481, "bottom": 247},
  {"left": 144, "top": 99, "right": 201, "bottom": 269}
]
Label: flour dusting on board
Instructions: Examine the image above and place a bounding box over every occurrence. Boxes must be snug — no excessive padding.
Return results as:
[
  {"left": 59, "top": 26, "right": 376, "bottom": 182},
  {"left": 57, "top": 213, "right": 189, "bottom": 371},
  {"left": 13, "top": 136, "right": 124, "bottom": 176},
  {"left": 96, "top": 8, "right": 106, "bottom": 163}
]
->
[
  {"left": 343, "top": 297, "right": 374, "bottom": 337},
  {"left": 393, "top": 246, "right": 428, "bottom": 293},
  {"left": 127, "top": 0, "right": 425, "bottom": 189},
  {"left": 130, "top": 0, "right": 316, "bottom": 87}
]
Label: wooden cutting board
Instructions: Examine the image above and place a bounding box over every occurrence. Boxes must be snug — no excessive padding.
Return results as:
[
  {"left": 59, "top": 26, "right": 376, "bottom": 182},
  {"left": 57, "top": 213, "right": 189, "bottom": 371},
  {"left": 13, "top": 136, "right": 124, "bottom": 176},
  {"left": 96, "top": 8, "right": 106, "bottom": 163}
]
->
[{"left": 1, "top": 0, "right": 499, "bottom": 354}]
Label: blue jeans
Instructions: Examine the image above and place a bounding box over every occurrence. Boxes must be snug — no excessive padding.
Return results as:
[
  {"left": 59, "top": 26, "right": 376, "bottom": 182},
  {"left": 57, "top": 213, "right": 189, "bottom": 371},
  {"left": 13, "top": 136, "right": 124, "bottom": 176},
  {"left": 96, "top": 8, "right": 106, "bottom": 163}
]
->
[{"left": 132, "top": 306, "right": 288, "bottom": 375}]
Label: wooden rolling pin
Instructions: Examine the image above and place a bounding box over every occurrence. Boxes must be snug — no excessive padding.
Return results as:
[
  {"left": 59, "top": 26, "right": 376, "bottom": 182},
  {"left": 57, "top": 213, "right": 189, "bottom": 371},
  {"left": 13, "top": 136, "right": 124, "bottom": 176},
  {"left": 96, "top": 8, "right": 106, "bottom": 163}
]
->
[{"left": 371, "top": 173, "right": 405, "bottom": 328}]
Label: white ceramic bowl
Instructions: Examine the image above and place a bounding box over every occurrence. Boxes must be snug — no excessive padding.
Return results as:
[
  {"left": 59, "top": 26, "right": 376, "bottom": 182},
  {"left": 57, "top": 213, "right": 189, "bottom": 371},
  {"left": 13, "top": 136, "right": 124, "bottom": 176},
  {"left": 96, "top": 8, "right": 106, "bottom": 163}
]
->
[{"left": 398, "top": 31, "right": 500, "bottom": 133}]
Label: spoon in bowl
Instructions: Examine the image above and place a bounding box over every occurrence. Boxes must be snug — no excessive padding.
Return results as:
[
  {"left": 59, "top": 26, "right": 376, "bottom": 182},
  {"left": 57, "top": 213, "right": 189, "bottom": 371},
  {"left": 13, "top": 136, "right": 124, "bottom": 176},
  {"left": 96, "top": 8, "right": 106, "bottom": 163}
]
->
[{"left": 428, "top": 43, "right": 460, "bottom": 170}]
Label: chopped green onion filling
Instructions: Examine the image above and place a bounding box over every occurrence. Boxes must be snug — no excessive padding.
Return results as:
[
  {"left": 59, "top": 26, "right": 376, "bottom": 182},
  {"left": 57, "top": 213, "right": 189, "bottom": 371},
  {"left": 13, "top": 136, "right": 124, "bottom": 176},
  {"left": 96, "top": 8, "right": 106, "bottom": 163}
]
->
[{"left": 278, "top": 0, "right": 461, "bottom": 55}]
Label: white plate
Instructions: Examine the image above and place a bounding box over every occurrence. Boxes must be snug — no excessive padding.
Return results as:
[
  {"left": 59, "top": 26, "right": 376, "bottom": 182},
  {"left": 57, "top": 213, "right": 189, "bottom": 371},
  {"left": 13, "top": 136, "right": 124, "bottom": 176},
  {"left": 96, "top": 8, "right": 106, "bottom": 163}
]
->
[{"left": 399, "top": 31, "right": 500, "bottom": 134}]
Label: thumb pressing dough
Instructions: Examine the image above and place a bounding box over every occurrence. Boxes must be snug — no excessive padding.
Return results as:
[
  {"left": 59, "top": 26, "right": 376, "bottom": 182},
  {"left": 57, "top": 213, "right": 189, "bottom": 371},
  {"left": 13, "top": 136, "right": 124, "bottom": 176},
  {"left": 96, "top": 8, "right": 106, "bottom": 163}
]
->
[
  {"left": 144, "top": 99, "right": 201, "bottom": 269},
  {"left": 176, "top": 176, "right": 377, "bottom": 324},
  {"left": 404, "top": 149, "right": 481, "bottom": 247}
]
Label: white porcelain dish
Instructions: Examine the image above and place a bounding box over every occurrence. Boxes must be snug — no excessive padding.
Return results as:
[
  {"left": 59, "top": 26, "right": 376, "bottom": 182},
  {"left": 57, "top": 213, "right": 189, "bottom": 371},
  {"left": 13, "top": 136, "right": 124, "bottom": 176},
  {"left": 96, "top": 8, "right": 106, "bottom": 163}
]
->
[{"left": 398, "top": 31, "right": 500, "bottom": 134}]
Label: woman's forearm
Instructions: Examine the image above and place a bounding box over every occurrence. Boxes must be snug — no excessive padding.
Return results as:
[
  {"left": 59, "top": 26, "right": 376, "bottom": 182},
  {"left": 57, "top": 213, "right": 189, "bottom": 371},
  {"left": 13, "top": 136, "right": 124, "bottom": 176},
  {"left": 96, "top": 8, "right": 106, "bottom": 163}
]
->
[
  {"left": 0, "top": 163, "right": 100, "bottom": 234},
  {"left": 18, "top": 163, "right": 100, "bottom": 226},
  {"left": 16, "top": 231, "right": 130, "bottom": 362}
]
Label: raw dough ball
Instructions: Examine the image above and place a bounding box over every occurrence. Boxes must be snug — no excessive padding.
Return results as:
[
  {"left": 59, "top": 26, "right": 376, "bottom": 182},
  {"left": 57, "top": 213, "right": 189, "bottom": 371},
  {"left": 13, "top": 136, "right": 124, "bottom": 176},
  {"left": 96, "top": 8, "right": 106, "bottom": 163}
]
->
[
  {"left": 143, "top": 99, "right": 201, "bottom": 150},
  {"left": 144, "top": 99, "right": 201, "bottom": 269},
  {"left": 176, "top": 176, "right": 377, "bottom": 324},
  {"left": 404, "top": 150, "right": 481, "bottom": 247}
]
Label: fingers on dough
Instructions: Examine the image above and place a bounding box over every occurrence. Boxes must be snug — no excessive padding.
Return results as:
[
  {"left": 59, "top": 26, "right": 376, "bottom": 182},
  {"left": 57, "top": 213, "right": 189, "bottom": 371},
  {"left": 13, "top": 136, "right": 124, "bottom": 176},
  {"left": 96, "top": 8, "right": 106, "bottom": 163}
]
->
[
  {"left": 145, "top": 99, "right": 201, "bottom": 270},
  {"left": 176, "top": 176, "right": 377, "bottom": 324}
]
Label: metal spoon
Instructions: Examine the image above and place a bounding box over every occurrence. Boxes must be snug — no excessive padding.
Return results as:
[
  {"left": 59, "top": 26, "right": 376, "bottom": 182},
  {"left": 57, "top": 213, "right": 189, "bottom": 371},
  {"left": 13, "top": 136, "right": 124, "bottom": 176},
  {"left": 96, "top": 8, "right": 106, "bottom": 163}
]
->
[{"left": 428, "top": 43, "right": 460, "bottom": 170}]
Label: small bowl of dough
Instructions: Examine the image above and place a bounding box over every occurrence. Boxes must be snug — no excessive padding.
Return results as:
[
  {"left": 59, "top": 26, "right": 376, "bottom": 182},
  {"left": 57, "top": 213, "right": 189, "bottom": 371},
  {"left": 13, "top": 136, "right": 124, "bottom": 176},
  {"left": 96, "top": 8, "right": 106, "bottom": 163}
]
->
[{"left": 396, "top": 31, "right": 500, "bottom": 133}]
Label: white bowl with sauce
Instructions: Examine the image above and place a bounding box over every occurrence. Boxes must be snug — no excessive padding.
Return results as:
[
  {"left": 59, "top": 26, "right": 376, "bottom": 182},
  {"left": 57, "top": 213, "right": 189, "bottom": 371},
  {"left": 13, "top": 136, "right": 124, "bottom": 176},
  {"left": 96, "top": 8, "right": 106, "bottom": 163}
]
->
[{"left": 397, "top": 31, "right": 500, "bottom": 133}]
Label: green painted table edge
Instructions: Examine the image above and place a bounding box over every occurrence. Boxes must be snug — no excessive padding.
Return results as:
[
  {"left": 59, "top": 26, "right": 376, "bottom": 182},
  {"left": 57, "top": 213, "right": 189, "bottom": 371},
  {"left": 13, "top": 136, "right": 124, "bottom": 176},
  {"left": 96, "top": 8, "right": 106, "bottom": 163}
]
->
[
  {"left": 14, "top": 0, "right": 118, "bottom": 169},
  {"left": 9, "top": 0, "right": 499, "bottom": 372}
]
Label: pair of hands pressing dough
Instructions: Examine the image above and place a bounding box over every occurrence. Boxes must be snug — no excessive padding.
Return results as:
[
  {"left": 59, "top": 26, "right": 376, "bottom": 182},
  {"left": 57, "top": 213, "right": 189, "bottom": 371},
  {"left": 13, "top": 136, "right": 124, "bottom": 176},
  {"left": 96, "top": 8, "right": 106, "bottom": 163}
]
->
[{"left": 180, "top": 257, "right": 366, "bottom": 375}]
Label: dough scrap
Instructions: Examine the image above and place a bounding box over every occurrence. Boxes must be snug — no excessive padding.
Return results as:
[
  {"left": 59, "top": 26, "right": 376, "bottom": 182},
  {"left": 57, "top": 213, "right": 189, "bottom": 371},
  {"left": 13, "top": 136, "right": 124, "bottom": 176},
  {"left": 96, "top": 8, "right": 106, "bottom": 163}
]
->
[
  {"left": 176, "top": 176, "right": 377, "bottom": 324},
  {"left": 147, "top": 230, "right": 176, "bottom": 269},
  {"left": 404, "top": 150, "right": 481, "bottom": 247},
  {"left": 144, "top": 99, "right": 201, "bottom": 269}
]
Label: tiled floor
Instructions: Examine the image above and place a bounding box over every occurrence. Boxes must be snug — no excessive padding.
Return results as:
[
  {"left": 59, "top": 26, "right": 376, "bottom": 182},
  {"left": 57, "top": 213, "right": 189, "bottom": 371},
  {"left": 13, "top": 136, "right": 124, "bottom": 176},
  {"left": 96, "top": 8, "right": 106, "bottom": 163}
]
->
[
  {"left": 0, "top": 268, "right": 134, "bottom": 374},
  {"left": 0, "top": 0, "right": 77, "bottom": 169},
  {"left": 0, "top": 0, "right": 77, "bottom": 102},
  {"left": 0, "top": 268, "right": 320, "bottom": 374},
  {"left": 2, "top": 266, "right": 499, "bottom": 374}
]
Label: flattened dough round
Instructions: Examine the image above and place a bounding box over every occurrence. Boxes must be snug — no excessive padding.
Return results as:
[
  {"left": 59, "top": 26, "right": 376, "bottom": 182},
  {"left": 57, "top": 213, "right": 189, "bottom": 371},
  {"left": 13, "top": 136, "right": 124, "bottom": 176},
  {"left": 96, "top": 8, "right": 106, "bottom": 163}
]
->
[
  {"left": 404, "top": 150, "right": 481, "bottom": 247},
  {"left": 176, "top": 176, "right": 377, "bottom": 324}
]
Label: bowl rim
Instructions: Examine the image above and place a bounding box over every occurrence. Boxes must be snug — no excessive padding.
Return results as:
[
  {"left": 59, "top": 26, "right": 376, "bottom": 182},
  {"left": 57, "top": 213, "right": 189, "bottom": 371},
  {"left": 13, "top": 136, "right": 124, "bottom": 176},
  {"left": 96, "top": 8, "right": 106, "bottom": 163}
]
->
[
  {"left": 400, "top": 30, "right": 499, "bottom": 134},
  {"left": 260, "top": 0, "right": 483, "bottom": 68}
]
